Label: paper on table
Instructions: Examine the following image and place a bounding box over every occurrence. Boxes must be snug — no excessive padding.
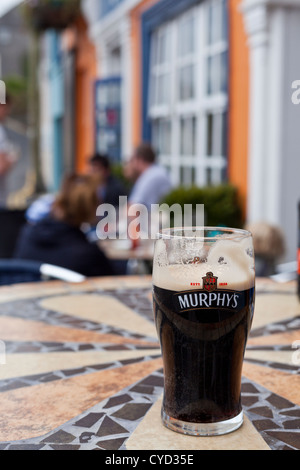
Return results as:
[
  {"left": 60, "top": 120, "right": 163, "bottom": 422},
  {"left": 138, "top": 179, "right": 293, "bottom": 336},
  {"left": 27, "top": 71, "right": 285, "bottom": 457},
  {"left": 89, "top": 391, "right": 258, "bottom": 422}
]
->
[{"left": 126, "top": 395, "right": 270, "bottom": 451}]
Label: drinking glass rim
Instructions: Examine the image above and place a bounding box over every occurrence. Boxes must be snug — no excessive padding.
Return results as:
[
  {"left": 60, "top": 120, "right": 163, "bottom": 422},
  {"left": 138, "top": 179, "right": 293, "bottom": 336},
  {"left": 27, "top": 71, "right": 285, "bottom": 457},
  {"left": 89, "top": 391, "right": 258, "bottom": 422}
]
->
[{"left": 156, "top": 226, "right": 252, "bottom": 241}]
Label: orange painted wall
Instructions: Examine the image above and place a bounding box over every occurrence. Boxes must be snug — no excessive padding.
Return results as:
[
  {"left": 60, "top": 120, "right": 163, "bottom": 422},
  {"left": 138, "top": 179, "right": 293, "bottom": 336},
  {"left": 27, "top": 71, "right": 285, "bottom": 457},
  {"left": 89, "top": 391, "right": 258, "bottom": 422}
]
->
[
  {"left": 228, "top": 0, "right": 250, "bottom": 218},
  {"left": 74, "top": 16, "right": 97, "bottom": 173}
]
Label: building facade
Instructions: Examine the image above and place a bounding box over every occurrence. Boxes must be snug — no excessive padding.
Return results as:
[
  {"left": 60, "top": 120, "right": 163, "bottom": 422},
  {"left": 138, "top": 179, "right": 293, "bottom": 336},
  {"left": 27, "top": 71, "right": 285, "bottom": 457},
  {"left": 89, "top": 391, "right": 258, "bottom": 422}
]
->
[
  {"left": 241, "top": 0, "right": 300, "bottom": 264},
  {"left": 39, "top": 0, "right": 300, "bottom": 263},
  {"left": 39, "top": 12, "right": 97, "bottom": 190},
  {"left": 84, "top": 0, "right": 249, "bottom": 194}
]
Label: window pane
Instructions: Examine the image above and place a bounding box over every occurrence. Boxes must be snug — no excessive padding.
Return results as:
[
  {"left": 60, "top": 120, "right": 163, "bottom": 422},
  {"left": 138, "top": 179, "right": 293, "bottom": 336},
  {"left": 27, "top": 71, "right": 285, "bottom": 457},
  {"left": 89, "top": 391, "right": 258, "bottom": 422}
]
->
[
  {"left": 158, "top": 29, "right": 170, "bottom": 64},
  {"left": 206, "top": 114, "right": 213, "bottom": 156},
  {"left": 160, "top": 73, "right": 170, "bottom": 104},
  {"left": 180, "top": 116, "right": 196, "bottom": 155},
  {"left": 206, "top": 167, "right": 212, "bottom": 185},
  {"left": 180, "top": 166, "right": 195, "bottom": 185},
  {"left": 178, "top": 15, "right": 195, "bottom": 56},
  {"left": 220, "top": 50, "right": 228, "bottom": 93},
  {"left": 222, "top": 111, "right": 228, "bottom": 156},
  {"left": 151, "top": 32, "right": 158, "bottom": 66},
  {"left": 148, "top": 3, "right": 228, "bottom": 189},
  {"left": 207, "top": 55, "right": 219, "bottom": 94},
  {"left": 214, "top": 113, "right": 222, "bottom": 155},
  {"left": 152, "top": 73, "right": 170, "bottom": 106},
  {"left": 97, "top": 86, "right": 107, "bottom": 106},
  {"left": 157, "top": 76, "right": 164, "bottom": 103},
  {"left": 207, "top": 1, "right": 218, "bottom": 44},
  {"left": 179, "top": 64, "right": 195, "bottom": 100},
  {"left": 207, "top": 0, "right": 226, "bottom": 45},
  {"left": 149, "top": 75, "right": 156, "bottom": 106},
  {"left": 207, "top": 52, "right": 227, "bottom": 95},
  {"left": 214, "top": 111, "right": 228, "bottom": 157},
  {"left": 221, "top": 0, "right": 228, "bottom": 41},
  {"left": 150, "top": 26, "right": 172, "bottom": 106},
  {"left": 207, "top": 1, "right": 213, "bottom": 45},
  {"left": 206, "top": 111, "right": 227, "bottom": 157},
  {"left": 152, "top": 119, "right": 171, "bottom": 155},
  {"left": 108, "top": 82, "right": 120, "bottom": 104}
]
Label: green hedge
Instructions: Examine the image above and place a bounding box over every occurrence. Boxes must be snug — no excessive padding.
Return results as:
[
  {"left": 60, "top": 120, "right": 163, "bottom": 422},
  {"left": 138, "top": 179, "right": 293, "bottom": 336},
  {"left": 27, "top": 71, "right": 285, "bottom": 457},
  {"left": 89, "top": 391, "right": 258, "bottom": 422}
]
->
[{"left": 161, "top": 184, "right": 244, "bottom": 229}]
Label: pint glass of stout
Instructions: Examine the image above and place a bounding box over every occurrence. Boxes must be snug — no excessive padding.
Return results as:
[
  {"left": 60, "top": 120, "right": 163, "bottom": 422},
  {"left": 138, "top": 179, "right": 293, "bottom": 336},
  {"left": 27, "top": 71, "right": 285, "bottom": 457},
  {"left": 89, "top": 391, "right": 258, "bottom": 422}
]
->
[{"left": 152, "top": 227, "right": 255, "bottom": 436}]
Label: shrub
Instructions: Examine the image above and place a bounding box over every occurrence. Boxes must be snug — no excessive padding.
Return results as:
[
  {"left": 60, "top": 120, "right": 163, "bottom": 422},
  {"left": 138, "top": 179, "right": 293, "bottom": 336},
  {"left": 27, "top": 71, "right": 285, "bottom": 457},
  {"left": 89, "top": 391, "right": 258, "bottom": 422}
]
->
[{"left": 161, "top": 184, "right": 244, "bottom": 228}]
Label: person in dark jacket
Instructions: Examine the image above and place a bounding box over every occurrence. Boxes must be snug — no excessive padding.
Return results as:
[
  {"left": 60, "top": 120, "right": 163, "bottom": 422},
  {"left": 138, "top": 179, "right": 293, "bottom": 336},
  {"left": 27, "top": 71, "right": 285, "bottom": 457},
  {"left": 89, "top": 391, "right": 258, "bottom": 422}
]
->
[
  {"left": 14, "top": 174, "right": 114, "bottom": 277},
  {"left": 88, "top": 153, "right": 127, "bottom": 208}
]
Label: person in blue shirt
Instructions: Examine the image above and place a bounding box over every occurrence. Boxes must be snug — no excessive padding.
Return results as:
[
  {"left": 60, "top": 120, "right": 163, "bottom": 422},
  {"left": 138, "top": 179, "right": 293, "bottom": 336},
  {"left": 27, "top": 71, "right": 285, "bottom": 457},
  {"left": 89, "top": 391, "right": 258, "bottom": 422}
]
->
[{"left": 128, "top": 143, "right": 172, "bottom": 209}]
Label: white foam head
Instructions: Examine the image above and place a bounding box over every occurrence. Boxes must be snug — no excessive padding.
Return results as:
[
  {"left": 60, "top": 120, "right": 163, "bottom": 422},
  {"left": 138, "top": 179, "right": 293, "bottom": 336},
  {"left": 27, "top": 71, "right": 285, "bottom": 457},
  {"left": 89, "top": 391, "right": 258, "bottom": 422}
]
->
[{"left": 153, "top": 231, "right": 255, "bottom": 291}]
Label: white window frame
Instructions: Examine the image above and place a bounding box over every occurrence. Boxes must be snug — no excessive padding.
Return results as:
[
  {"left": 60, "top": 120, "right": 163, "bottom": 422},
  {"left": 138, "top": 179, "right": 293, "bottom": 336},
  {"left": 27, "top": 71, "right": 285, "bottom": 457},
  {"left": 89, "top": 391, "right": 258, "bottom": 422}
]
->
[{"left": 148, "top": 0, "right": 228, "bottom": 187}]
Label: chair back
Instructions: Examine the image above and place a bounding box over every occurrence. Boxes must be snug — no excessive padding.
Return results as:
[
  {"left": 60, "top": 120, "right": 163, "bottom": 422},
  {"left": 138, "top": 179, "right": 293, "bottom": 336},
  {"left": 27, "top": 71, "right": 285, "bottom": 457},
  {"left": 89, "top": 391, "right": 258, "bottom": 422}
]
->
[
  {"left": 0, "top": 209, "right": 26, "bottom": 258},
  {"left": 0, "top": 259, "right": 42, "bottom": 286},
  {"left": 0, "top": 259, "right": 86, "bottom": 286}
]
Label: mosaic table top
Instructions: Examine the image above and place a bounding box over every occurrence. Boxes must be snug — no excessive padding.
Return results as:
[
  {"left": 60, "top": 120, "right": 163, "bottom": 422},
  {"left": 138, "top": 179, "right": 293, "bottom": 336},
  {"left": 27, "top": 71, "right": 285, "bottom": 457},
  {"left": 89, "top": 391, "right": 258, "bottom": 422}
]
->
[{"left": 0, "top": 275, "right": 299, "bottom": 450}]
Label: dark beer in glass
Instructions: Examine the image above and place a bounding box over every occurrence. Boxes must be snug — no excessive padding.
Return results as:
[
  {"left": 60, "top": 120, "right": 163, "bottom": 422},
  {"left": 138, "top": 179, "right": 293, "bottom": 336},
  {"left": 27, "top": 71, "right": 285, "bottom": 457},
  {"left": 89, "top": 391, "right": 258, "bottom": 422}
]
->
[{"left": 152, "top": 227, "right": 255, "bottom": 436}]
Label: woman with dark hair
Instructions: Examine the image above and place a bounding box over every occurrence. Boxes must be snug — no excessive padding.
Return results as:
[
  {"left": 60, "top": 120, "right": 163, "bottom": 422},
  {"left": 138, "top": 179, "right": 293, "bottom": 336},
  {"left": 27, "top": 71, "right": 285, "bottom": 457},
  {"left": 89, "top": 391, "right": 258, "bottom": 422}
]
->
[{"left": 14, "top": 174, "right": 114, "bottom": 277}]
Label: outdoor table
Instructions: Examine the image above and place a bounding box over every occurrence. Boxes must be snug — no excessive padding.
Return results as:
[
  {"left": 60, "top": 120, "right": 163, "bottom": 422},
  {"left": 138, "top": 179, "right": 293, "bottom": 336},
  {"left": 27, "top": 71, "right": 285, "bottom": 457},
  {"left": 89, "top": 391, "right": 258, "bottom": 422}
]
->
[
  {"left": 99, "top": 239, "right": 154, "bottom": 261},
  {"left": 0, "top": 275, "right": 299, "bottom": 450}
]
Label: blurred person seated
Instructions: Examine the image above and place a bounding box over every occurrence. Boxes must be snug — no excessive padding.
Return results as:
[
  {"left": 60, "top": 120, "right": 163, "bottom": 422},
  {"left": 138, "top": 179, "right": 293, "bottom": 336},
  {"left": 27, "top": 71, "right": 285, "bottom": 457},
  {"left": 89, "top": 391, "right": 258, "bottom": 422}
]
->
[
  {"left": 14, "top": 174, "right": 114, "bottom": 277},
  {"left": 123, "top": 156, "right": 137, "bottom": 185},
  {"left": 121, "top": 143, "right": 172, "bottom": 247},
  {"left": 128, "top": 143, "right": 172, "bottom": 209},
  {"left": 245, "top": 221, "right": 285, "bottom": 276},
  {"left": 25, "top": 193, "right": 55, "bottom": 224},
  {"left": 0, "top": 95, "right": 19, "bottom": 207},
  {"left": 26, "top": 154, "right": 127, "bottom": 224},
  {"left": 88, "top": 153, "right": 127, "bottom": 208}
]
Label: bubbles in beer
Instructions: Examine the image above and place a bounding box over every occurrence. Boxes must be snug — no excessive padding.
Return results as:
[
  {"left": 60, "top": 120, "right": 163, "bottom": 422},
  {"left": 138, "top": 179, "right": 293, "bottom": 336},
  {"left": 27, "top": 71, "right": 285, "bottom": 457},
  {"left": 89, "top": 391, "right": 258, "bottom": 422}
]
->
[{"left": 153, "top": 235, "right": 255, "bottom": 291}]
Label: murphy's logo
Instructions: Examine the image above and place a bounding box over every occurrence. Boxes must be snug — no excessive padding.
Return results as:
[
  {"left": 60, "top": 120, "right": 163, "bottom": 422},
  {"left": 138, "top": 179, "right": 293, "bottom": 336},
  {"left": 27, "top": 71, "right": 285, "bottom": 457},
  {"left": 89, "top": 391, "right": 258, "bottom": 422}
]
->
[
  {"left": 202, "top": 272, "right": 218, "bottom": 292},
  {"left": 173, "top": 272, "right": 243, "bottom": 313}
]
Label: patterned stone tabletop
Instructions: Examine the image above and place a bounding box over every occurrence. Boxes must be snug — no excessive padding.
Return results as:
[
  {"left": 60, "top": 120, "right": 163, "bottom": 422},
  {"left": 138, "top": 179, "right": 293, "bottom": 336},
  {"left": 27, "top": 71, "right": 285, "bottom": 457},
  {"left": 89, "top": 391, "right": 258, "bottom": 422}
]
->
[{"left": 0, "top": 276, "right": 299, "bottom": 450}]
